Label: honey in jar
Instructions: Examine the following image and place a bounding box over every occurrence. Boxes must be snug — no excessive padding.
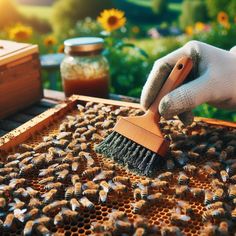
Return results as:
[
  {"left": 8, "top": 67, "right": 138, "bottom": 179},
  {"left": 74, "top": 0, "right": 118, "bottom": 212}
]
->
[{"left": 60, "top": 37, "right": 110, "bottom": 98}]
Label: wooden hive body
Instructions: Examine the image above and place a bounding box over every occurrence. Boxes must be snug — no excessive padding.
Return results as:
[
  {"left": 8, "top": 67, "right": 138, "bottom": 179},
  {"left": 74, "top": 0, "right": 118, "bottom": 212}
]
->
[{"left": 0, "top": 40, "right": 43, "bottom": 118}]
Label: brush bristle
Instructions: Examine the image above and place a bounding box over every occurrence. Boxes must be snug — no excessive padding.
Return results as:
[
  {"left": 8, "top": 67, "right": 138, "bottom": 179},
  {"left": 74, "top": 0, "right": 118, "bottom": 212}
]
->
[{"left": 95, "top": 131, "right": 165, "bottom": 176}]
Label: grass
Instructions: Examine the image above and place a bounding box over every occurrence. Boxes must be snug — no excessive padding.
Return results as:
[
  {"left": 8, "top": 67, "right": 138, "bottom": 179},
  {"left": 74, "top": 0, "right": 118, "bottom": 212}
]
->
[{"left": 17, "top": 4, "right": 52, "bottom": 21}]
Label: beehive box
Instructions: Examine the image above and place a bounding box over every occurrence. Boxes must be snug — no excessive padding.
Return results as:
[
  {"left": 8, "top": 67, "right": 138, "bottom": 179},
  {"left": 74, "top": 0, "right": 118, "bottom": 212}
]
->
[
  {"left": 0, "top": 40, "right": 43, "bottom": 119},
  {"left": 0, "top": 95, "right": 235, "bottom": 236}
]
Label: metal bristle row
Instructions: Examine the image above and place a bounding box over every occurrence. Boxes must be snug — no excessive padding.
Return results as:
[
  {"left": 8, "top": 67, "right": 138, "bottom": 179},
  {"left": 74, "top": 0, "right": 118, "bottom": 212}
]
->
[{"left": 95, "top": 131, "right": 165, "bottom": 176}]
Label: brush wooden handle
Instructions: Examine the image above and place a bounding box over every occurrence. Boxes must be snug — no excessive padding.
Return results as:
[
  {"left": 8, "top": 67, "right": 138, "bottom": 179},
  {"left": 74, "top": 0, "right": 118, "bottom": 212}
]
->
[{"left": 147, "top": 56, "right": 193, "bottom": 121}]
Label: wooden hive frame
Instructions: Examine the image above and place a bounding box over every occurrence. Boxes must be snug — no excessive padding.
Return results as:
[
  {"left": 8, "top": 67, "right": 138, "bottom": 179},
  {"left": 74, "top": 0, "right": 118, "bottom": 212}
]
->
[{"left": 0, "top": 94, "right": 235, "bottom": 154}]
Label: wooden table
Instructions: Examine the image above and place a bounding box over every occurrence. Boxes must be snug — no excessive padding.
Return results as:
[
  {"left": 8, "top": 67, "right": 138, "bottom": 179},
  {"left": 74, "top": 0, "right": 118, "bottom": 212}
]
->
[{"left": 0, "top": 89, "right": 139, "bottom": 137}]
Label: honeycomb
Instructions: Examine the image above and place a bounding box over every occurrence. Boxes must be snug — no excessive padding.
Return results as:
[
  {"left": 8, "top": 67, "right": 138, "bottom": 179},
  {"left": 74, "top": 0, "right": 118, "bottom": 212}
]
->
[{"left": 0, "top": 100, "right": 235, "bottom": 236}]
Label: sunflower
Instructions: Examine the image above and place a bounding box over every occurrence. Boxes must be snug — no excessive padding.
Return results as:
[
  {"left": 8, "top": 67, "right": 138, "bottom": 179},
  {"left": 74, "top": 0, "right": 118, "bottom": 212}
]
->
[
  {"left": 97, "top": 9, "right": 126, "bottom": 32},
  {"left": 217, "top": 11, "right": 229, "bottom": 25},
  {"left": 44, "top": 36, "right": 57, "bottom": 47},
  {"left": 8, "top": 23, "right": 32, "bottom": 42}
]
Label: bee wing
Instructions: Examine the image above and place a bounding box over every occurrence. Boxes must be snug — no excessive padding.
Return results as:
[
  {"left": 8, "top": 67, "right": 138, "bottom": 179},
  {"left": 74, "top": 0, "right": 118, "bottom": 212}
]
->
[
  {"left": 93, "top": 172, "right": 105, "bottom": 182},
  {"left": 180, "top": 215, "right": 190, "bottom": 221}
]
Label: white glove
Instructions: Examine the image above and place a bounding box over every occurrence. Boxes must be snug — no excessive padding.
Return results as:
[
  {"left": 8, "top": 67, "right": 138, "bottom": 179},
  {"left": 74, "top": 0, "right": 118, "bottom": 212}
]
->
[{"left": 141, "top": 40, "right": 236, "bottom": 125}]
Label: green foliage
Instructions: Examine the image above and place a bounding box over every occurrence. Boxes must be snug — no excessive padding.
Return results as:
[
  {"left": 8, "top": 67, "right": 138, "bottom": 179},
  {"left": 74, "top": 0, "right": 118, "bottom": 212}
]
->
[
  {"left": 0, "top": 0, "right": 21, "bottom": 29},
  {"left": 228, "top": 0, "right": 236, "bottom": 19},
  {"left": 151, "top": 0, "right": 167, "bottom": 15},
  {"left": 206, "top": 0, "right": 229, "bottom": 19},
  {"left": 193, "top": 23, "right": 236, "bottom": 50},
  {"left": 52, "top": 0, "right": 113, "bottom": 37},
  {"left": 193, "top": 104, "right": 236, "bottom": 122},
  {"left": 179, "top": 0, "right": 208, "bottom": 29}
]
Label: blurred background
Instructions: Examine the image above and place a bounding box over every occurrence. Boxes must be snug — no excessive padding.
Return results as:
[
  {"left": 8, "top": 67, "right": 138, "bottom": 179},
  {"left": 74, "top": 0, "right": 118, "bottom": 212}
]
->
[{"left": 0, "top": 0, "right": 235, "bottom": 121}]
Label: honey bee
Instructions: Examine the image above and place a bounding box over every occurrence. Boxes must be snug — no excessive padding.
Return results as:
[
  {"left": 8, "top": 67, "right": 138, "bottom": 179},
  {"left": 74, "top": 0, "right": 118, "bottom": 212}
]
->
[
  {"left": 65, "top": 186, "right": 74, "bottom": 200},
  {"left": 82, "top": 167, "right": 101, "bottom": 179},
  {"left": 74, "top": 182, "right": 82, "bottom": 198},
  {"left": 9, "top": 178, "right": 26, "bottom": 188},
  {"left": 151, "top": 180, "right": 169, "bottom": 190},
  {"left": 80, "top": 143, "right": 89, "bottom": 151},
  {"left": 19, "top": 164, "right": 34, "bottom": 176},
  {"left": 36, "top": 224, "right": 50, "bottom": 235},
  {"left": 211, "top": 207, "right": 225, "bottom": 220},
  {"left": 3, "top": 213, "right": 15, "bottom": 230},
  {"left": 99, "top": 190, "right": 108, "bottom": 203},
  {"left": 113, "top": 176, "right": 130, "bottom": 184},
  {"left": 14, "top": 208, "right": 27, "bottom": 223},
  {"left": 83, "top": 189, "right": 98, "bottom": 200},
  {"left": 24, "top": 208, "right": 39, "bottom": 222},
  {"left": 93, "top": 170, "right": 114, "bottom": 182},
  {"left": 34, "top": 141, "right": 52, "bottom": 152},
  {"left": 82, "top": 181, "right": 99, "bottom": 191},
  {"left": 39, "top": 167, "right": 54, "bottom": 177},
  {"left": 231, "top": 208, "right": 236, "bottom": 220},
  {"left": 213, "top": 188, "right": 225, "bottom": 201},
  {"left": 211, "top": 179, "right": 224, "bottom": 189},
  {"left": 220, "top": 170, "right": 229, "bottom": 183},
  {"left": 147, "top": 192, "right": 163, "bottom": 203},
  {"left": 70, "top": 198, "right": 81, "bottom": 211},
  {"left": 177, "top": 200, "right": 193, "bottom": 215},
  {"left": 178, "top": 172, "right": 190, "bottom": 185},
  {"left": 60, "top": 208, "right": 78, "bottom": 221},
  {"left": 0, "top": 167, "right": 15, "bottom": 175},
  {"left": 103, "top": 162, "right": 116, "bottom": 170},
  {"left": 157, "top": 172, "right": 173, "bottom": 181},
  {"left": 34, "top": 216, "right": 51, "bottom": 225},
  {"left": 133, "top": 188, "right": 142, "bottom": 200},
  {"left": 28, "top": 198, "right": 42, "bottom": 209},
  {"left": 44, "top": 182, "right": 62, "bottom": 191},
  {"left": 71, "top": 174, "right": 80, "bottom": 185},
  {"left": 42, "top": 200, "right": 67, "bottom": 214},
  {"left": 31, "top": 154, "right": 47, "bottom": 167},
  {"left": 228, "top": 185, "right": 236, "bottom": 199},
  {"left": 114, "top": 220, "right": 132, "bottom": 233},
  {"left": 175, "top": 185, "right": 190, "bottom": 198},
  {"left": 79, "top": 196, "right": 94, "bottom": 210},
  {"left": 190, "top": 187, "right": 204, "bottom": 198},
  {"left": 100, "top": 180, "right": 110, "bottom": 192},
  {"left": 91, "top": 221, "right": 105, "bottom": 232},
  {"left": 203, "top": 165, "right": 217, "bottom": 178},
  {"left": 0, "top": 197, "right": 6, "bottom": 208},
  {"left": 55, "top": 163, "right": 69, "bottom": 172},
  {"left": 132, "top": 200, "right": 147, "bottom": 214},
  {"left": 39, "top": 176, "right": 55, "bottom": 185},
  {"left": 183, "top": 164, "right": 197, "bottom": 175},
  {"left": 70, "top": 161, "right": 79, "bottom": 172},
  {"left": 133, "top": 215, "right": 148, "bottom": 229},
  {"left": 19, "top": 156, "right": 33, "bottom": 168},
  {"left": 171, "top": 212, "right": 190, "bottom": 225},
  {"left": 20, "top": 143, "right": 33, "bottom": 151},
  {"left": 160, "top": 225, "right": 182, "bottom": 236},
  {"left": 92, "top": 133, "right": 103, "bottom": 142},
  {"left": 110, "top": 181, "right": 127, "bottom": 195},
  {"left": 23, "top": 220, "right": 34, "bottom": 236},
  {"left": 17, "top": 151, "right": 33, "bottom": 161},
  {"left": 56, "top": 131, "right": 72, "bottom": 140},
  {"left": 206, "top": 201, "right": 224, "bottom": 210},
  {"left": 42, "top": 189, "right": 58, "bottom": 203},
  {"left": 54, "top": 212, "right": 64, "bottom": 226},
  {"left": 9, "top": 198, "right": 25, "bottom": 211},
  {"left": 5, "top": 160, "right": 20, "bottom": 168},
  {"left": 109, "top": 210, "right": 126, "bottom": 221},
  {"left": 200, "top": 223, "right": 217, "bottom": 235},
  {"left": 56, "top": 169, "right": 69, "bottom": 181},
  {"left": 204, "top": 191, "right": 214, "bottom": 205}
]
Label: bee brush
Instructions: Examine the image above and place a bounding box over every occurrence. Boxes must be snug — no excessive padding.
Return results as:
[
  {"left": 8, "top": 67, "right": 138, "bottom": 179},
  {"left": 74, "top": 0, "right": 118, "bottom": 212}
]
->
[{"left": 95, "top": 56, "right": 193, "bottom": 176}]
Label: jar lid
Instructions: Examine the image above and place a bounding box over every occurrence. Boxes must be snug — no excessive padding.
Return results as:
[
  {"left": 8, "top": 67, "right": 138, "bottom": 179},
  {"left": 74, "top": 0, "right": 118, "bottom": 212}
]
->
[{"left": 64, "top": 37, "right": 104, "bottom": 54}]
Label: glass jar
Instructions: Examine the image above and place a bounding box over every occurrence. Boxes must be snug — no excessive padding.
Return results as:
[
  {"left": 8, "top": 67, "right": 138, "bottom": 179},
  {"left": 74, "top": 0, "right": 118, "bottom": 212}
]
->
[{"left": 60, "top": 37, "right": 110, "bottom": 98}]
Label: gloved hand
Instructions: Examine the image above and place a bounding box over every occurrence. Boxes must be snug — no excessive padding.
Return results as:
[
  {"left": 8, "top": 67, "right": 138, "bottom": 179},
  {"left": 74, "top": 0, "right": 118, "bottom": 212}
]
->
[{"left": 141, "top": 40, "right": 236, "bottom": 125}]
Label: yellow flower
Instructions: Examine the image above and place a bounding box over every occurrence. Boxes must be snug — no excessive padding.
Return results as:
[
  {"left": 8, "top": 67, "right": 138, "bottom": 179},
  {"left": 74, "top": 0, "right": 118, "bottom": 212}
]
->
[
  {"left": 44, "top": 36, "right": 57, "bottom": 47},
  {"left": 58, "top": 44, "right": 65, "bottom": 53},
  {"left": 185, "top": 26, "right": 193, "bottom": 35},
  {"left": 195, "top": 22, "right": 205, "bottom": 32},
  {"left": 8, "top": 23, "right": 32, "bottom": 42},
  {"left": 97, "top": 8, "right": 126, "bottom": 32},
  {"left": 217, "top": 11, "right": 229, "bottom": 25},
  {"left": 132, "top": 26, "right": 140, "bottom": 34}
]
